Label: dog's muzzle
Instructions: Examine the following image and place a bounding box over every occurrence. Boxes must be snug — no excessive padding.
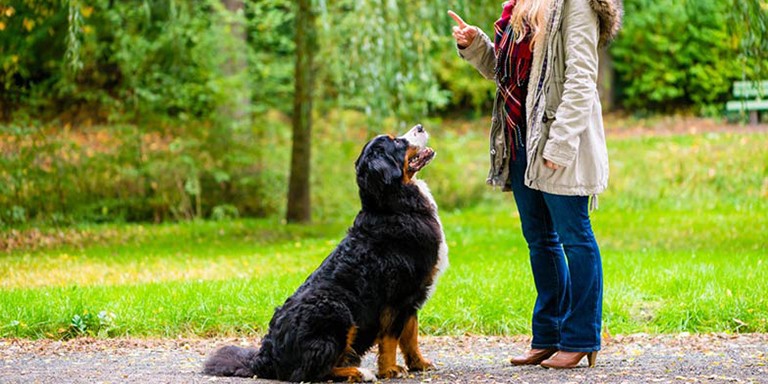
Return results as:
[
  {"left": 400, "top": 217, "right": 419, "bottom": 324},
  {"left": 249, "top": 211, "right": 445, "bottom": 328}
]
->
[
  {"left": 401, "top": 124, "right": 435, "bottom": 172},
  {"left": 400, "top": 124, "right": 429, "bottom": 148}
]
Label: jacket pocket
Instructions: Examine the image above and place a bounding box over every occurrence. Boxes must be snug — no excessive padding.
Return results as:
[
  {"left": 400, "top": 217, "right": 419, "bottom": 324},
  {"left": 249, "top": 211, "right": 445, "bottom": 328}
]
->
[
  {"left": 527, "top": 115, "right": 555, "bottom": 183},
  {"left": 544, "top": 77, "right": 564, "bottom": 120},
  {"left": 544, "top": 29, "right": 566, "bottom": 114}
]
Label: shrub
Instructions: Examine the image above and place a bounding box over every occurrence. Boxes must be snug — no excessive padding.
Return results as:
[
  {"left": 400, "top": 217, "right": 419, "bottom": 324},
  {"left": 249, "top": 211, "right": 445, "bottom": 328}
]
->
[
  {"left": 611, "top": 0, "right": 743, "bottom": 114},
  {"left": 0, "top": 121, "right": 280, "bottom": 225}
]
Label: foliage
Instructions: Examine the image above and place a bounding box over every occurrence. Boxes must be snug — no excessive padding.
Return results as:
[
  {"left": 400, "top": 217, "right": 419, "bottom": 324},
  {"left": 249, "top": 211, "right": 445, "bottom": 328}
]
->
[
  {"left": 316, "top": 0, "right": 452, "bottom": 129},
  {"left": 611, "top": 0, "right": 745, "bottom": 114},
  {"left": 0, "top": 121, "right": 276, "bottom": 225},
  {"left": 1, "top": 0, "right": 241, "bottom": 121},
  {"left": 0, "top": 113, "right": 490, "bottom": 226},
  {"left": 2, "top": 0, "right": 767, "bottom": 121},
  {"left": 0, "top": 1, "right": 65, "bottom": 118},
  {"left": 314, "top": 0, "right": 516, "bottom": 125},
  {"left": 65, "top": 310, "right": 118, "bottom": 339},
  {"left": 247, "top": 0, "right": 295, "bottom": 114},
  {"left": 0, "top": 1, "right": 275, "bottom": 225},
  {"left": 727, "top": 0, "right": 768, "bottom": 84}
]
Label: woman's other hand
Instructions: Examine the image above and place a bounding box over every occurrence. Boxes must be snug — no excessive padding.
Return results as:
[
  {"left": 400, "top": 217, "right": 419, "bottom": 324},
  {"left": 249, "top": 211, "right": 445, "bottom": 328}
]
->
[
  {"left": 448, "top": 10, "right": 478, "bottom": 49},
  {"left": 544, "top": 159, "right": 562, "bottom": 170}
]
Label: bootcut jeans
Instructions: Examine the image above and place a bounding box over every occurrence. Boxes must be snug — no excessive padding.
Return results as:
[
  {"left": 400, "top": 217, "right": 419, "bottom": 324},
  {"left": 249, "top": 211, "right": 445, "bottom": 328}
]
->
[{"left": 508, "top": 147, "right": 603, "bottom": 352}]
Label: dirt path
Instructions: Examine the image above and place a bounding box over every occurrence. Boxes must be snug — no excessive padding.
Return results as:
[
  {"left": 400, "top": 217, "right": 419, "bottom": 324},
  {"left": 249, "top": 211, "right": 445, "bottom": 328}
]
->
[
  {"left": 602, "top": 115, "right": 768, "bottom": 138},
  {"left": 1, "top": 334, "right": 767, "bottom": 383}
]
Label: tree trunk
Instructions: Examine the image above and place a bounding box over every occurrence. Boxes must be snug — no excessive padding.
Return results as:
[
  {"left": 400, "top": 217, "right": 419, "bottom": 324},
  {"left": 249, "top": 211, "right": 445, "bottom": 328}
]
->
[
  {"left": 286, "top": 0, "right": 317, "bottom": 223},
  {"left": 598, "top": 46, "right": 615, "bottom": 112}
]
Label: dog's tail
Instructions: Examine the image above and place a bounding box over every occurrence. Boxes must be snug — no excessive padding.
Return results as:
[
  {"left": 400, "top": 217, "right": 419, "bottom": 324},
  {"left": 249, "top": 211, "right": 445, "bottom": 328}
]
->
[{"left": 203, "top": 345, "right": 273, "bottom": 379}]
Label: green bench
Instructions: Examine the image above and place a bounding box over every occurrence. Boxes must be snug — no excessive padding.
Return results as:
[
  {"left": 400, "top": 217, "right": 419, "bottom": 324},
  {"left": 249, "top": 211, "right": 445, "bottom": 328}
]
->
[{"left": 726, "top": 80, "right": 768, "bottom": 125}]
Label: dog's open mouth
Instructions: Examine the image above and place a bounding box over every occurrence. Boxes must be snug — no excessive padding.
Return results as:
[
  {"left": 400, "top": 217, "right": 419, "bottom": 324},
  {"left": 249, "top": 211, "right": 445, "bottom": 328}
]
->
[{"left": 408, "top": 147, "right": 435, "bottom": 172}]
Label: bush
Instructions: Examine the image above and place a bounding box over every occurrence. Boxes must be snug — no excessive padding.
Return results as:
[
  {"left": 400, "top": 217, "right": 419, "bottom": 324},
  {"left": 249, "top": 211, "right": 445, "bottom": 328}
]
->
[
  {"left": 0, "top": 121, "right": 280, "bottom": 226},
  {"left": 611, "top": 0, "right": 743, "bottom": 114}
]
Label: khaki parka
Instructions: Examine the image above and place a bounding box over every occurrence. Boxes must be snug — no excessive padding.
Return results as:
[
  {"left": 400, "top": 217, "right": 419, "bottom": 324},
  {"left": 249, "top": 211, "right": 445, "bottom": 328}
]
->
[{"left": 458, "top": 0, "right": 623, "bottom": 197}]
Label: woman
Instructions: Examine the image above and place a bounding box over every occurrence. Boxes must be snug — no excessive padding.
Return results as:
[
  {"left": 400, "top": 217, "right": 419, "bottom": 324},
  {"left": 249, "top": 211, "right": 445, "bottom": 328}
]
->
[{"left": 448, "top": 0, "right": 621, "bottom": 369}]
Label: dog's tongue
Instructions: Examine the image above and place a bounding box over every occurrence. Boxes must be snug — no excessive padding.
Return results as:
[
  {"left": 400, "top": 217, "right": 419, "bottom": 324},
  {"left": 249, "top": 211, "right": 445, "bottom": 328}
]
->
[{"left": 409, "top": 147, "right": 435, "bottom": 172}]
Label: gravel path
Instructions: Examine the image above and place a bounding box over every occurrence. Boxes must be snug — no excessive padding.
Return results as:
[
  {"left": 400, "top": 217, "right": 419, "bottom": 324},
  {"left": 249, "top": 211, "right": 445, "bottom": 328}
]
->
[{"left": 1, "top": 334, "right": 767, "bottom": 384}]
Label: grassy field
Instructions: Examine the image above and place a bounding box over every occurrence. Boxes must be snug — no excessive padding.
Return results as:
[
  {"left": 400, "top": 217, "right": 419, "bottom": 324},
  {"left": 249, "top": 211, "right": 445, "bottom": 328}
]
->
[{"left": 1, "top": 123, "right": 766, "bottom": 339}]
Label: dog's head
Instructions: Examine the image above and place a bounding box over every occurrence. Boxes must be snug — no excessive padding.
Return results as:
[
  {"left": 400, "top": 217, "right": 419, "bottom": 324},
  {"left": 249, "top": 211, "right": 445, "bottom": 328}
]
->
[{"left": 354, "top": 124, "right": 435, "bottom": 205}]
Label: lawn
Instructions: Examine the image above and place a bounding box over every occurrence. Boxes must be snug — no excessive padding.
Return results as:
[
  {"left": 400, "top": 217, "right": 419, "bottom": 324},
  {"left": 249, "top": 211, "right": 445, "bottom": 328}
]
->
[{"left": 1, "top": 126, "right": 766, "bottom": 339}]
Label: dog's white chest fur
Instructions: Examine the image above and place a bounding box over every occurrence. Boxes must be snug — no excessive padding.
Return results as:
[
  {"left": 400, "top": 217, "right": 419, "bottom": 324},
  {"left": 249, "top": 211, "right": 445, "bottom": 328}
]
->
[{"left": 413, "top": 178, "right": 448, "bottom": 301}]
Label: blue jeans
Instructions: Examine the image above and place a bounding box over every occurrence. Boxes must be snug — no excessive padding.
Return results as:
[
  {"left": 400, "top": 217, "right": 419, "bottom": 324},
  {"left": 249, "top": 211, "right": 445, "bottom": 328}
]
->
[{"left": 509, "top": 149, "right": 603, "bottom": 352}]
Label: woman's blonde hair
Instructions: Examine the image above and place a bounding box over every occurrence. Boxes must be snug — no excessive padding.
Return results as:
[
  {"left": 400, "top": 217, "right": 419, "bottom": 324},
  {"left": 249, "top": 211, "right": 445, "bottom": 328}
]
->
[{"left": 509, "top": 0, "right": 552, "bottom": 48}]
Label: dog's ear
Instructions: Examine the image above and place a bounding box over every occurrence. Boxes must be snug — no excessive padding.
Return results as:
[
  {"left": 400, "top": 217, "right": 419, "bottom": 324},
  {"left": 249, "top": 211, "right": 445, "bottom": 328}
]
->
[
  {"left": 368, "top": 154, "right": 403, "bottom": 185},
  {"left": 356, "top": 151, "right": 403, "bottom": 195}
]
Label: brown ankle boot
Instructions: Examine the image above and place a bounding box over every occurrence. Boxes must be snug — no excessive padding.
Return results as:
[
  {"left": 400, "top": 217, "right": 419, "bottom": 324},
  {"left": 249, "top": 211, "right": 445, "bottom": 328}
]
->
[
  {"left": 509, "top": 348, "right": 558, "bottom": 366},
  {"left": 540, "top": 351, "right": 598, "bottom": 369}
]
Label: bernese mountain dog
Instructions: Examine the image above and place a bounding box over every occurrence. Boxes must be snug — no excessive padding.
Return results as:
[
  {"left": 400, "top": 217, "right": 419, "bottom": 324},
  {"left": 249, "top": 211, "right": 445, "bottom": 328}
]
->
[{"left": 203, "top": 124, "right": 448, "bottom": 382}]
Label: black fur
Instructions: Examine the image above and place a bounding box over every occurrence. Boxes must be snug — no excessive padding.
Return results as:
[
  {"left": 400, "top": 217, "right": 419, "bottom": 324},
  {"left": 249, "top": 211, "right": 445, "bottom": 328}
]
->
[{"left": 203, "top": 134, "right": 443, "bottom": 382}]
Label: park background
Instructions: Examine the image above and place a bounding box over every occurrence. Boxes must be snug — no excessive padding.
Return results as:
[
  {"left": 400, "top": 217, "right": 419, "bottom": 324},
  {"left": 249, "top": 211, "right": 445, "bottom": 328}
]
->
[{"left": 0, "top": 0, "right": 766, "bottom": 340}]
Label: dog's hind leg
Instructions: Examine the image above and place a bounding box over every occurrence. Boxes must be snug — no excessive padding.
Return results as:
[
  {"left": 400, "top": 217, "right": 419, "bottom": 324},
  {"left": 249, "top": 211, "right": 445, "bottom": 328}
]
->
[
  {"left": 300, "top": 325, "right": 369, "bottom": 382},
  {"left": 285, "top": 300, "right": 356, "bottom": 382},
  {"left": 335, "top": 326, "right": 362, "bottom": 368},
  {"left": 287, "top": 335, "right": 345, "bottom": 382}
]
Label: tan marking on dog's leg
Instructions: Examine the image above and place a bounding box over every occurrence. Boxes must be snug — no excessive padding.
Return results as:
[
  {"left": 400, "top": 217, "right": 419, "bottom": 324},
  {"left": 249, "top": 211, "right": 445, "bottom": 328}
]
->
[
  {"left": 377, "top": 335, "right": 406, "bottom": 378},
  {"left": 399, "top": 315, "right": 435, "bottom": 371}
]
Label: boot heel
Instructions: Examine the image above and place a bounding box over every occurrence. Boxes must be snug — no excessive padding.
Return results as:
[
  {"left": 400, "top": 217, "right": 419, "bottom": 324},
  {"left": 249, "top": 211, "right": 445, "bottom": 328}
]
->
[{"left": 587, "top": 351, "right": 598, "bottom": 368}]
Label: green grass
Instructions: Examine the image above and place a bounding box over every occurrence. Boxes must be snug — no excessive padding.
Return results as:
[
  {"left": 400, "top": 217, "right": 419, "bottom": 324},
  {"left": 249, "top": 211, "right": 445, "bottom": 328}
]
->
[{"left": 1, "top": 128, "right": 767, "bottom": 339}]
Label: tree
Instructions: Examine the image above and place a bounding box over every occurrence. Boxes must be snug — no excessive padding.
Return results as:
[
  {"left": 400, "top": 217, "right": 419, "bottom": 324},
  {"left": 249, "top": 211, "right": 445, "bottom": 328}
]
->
[
  {"left": 316, "top": 0, "right": 451, "bottom": 129},
  {"left": 286, "top": 0, "right": 317, "bottom": 223},
  {"left": 598, "top": 47, "right": 615, "bottom": 111},
  {"left": 728, "top": 0, "right": 768, "bottom": 82}
]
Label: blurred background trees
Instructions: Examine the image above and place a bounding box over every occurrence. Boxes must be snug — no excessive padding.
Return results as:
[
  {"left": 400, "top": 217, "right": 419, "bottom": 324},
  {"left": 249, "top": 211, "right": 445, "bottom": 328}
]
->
[
  {"left": 3, "top": 0, "right": 765, "bottom": 123},
  {"left": 0, "top": 0, "right": 766, "bottom": 226}
]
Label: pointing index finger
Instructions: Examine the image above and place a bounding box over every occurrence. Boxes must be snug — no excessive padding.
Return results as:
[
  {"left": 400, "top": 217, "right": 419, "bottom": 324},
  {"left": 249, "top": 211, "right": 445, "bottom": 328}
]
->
[{"left": 447, "top": 10, "right": 467, "bottom": 28}]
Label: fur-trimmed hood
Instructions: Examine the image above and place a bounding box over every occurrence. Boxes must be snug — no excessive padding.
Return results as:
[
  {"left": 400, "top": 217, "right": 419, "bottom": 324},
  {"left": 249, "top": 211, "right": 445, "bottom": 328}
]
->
[{"left": 589, "top": 0, "right": 623, "bottom": 46}]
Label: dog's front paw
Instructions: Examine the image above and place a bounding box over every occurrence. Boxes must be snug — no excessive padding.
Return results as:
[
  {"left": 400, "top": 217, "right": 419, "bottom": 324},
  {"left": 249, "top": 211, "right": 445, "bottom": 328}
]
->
[
  {"left": 357, "top": 368, "right": 376, "bottom": 382},
  {"left": 330, "top": 367, "right": 375, "bottom": 382},
  {"left": 407, "top": 358, "right": 436, "bottom": 372},
  {"left": 377, "top": 365, "right": 407, "bottom": 379}
]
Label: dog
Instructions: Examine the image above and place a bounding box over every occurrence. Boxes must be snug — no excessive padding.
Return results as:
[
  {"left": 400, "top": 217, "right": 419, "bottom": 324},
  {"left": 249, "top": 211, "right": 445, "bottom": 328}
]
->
[{"left": 203, "top": 124, "right": 448, "bottom": 382}]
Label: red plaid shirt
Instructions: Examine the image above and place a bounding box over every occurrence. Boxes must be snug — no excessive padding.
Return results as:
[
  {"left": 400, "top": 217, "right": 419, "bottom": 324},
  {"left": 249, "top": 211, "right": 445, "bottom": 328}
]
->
[{"left": 494, "top": 0, "right": 533, "bottom": 159}]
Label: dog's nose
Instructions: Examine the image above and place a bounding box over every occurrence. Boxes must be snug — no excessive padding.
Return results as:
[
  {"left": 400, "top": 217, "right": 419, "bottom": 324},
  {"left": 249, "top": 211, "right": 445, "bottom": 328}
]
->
[{"left": 415, "top": 124, "right": 424, "bottom": 133}]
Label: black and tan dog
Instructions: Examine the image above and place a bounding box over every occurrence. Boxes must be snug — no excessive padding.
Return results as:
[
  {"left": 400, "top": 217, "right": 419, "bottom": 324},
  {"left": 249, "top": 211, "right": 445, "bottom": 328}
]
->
[{"left": 203, "top": 124, "right": 448, "bottom": 382}]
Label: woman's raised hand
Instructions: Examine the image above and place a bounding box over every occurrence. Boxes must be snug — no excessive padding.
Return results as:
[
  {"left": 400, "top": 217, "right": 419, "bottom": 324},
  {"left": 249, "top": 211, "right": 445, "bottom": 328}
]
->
[{"left": 448, "top": 10, "right": 478, "bottom": 49}]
